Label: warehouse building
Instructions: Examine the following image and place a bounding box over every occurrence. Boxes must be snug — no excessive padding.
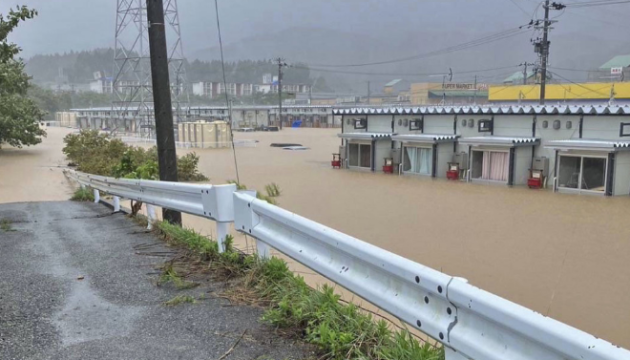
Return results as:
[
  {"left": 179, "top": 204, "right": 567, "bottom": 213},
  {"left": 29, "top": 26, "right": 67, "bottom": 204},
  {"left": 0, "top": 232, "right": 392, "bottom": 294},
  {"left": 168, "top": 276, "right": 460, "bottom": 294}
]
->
[{"left": 335, "top": 105, "right": 630, "bottom": 196}]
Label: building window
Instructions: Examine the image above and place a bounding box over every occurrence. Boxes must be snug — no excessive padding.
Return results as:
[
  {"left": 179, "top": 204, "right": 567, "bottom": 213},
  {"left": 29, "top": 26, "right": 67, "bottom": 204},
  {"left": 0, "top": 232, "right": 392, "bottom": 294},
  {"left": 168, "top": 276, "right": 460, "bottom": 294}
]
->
[
  {"left": 354, "top": 118, "right": 367, "bottom": 129},
  {"left": 558, "top": 155, "right": 606, "bottom": 193},
  {"left": 553, "top": 120, "right": 561, "bottom": 130},
  {"left": 478, "top": 119, "right": 492, "bottom": 132},
  {"left": 542, "top": 120, "right": 548, "bottom": 129},
  {"left": 409, "top": 119, "right": 423, "bottom": 131},
  {"left": 398, "top": 119, "right": 402, "bottom": 126},
  {"left": 620, "top": 122, "right": 630, "bottom": 137},
  {"left": 403, "top": 119, "right": 409, "bottom": 127},
  {"left": 402, "top": 147, "right": 432, "bottom": 175},
  {"left": 471, "top": 150, "right": 509, "bottom": 182},
  {"left": 469, "top": 119, "right": 475, "bottom": 128},
  {"left": 566, "top": 120, "right": 572, "bottom": 129},
  {"left": 346, "top": 119, "right": 351, "bottom": 125},
  {"left": 461, "top": 119, "right": 467, "bottom": 127},
  {"left": 348, "top": 143, "right": 371, "bottom": 168}
]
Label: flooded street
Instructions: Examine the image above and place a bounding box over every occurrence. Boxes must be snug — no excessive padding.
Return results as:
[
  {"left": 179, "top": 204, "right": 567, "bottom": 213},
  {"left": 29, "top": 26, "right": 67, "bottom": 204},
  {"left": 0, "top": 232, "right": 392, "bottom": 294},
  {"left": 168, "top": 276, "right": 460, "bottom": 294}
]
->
[
  {"left": 0, "top": 127, "right": 74, "bottom": 204},
  {"left": 2, "top": 127, "right": 629, "bottom": 347}
]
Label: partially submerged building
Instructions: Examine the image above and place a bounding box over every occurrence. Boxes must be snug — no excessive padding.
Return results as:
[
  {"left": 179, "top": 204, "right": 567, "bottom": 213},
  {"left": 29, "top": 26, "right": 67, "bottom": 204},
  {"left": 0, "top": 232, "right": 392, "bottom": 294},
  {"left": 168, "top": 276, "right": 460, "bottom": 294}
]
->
[{"left": 335, "top": 105, "right": 630, "bottom": 196}]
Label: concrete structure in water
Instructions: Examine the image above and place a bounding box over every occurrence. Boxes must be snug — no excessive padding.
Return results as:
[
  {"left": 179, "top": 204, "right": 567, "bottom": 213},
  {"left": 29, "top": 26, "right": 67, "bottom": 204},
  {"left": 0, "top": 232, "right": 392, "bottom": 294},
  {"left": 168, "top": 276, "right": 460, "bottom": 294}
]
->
[
  {"left": 67, "top": 105, "right": 336, "bottom": 132},
  {"left": 335, "top": 104, "right": 630, "bottom": 196}
]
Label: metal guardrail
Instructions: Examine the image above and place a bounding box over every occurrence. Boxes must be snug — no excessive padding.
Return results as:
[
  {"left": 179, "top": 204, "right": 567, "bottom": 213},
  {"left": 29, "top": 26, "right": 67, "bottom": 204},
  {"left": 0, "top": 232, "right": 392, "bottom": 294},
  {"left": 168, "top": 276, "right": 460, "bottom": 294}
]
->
[
  {"left": 66, "top": 170, "right": 237, "bottom": 252},
  {"left": 65, "top": 169, "right": 630, "bottom": 360}
]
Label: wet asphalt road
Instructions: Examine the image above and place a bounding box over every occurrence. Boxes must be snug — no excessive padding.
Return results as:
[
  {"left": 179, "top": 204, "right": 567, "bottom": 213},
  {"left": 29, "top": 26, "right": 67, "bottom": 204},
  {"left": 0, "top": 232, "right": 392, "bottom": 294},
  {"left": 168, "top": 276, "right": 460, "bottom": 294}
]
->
[{"left": 0, "top": 201, "right": 309, "bottom": 360}]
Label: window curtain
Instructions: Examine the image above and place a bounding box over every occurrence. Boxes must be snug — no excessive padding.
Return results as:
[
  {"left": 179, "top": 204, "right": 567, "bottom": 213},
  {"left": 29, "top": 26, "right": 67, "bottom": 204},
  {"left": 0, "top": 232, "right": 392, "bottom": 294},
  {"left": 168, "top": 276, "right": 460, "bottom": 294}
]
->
[
  {"left": 418, "top": 148, "right": 431, "bottom": 175},
  {"left": 489, "top": 152, "right": 509, "bottom": 181},
  {"left": 404, "top": 147, "right": 431, "bottom": 175},
  {"left": 403, "top": 147, "right": 416, "bottom": 172},
  {"left": 481, "top": 151, "right": 509, "bottom": 182},
  {"left": 482, "top": 151, "right": 491, "bottom": 179}
]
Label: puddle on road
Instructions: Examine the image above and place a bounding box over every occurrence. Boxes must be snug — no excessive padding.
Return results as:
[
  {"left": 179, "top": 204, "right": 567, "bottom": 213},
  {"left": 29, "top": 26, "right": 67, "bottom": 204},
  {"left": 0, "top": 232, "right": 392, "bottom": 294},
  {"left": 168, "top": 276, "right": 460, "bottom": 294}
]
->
[{"left": 53, "top": 279, "right": 144, "bottom": 346}]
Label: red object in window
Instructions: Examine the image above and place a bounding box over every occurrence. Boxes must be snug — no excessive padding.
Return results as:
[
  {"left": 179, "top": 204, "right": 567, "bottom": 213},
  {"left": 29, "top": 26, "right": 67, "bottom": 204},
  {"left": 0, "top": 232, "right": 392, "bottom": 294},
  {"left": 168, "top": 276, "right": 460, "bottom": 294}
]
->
[
  {"left": 383, "top": 165, "right": 394, "bottom": 174},
  {"left": 528, "top": 177, "right": 542, "bottom": 189},
  {"left": 331, "top": 160, "right": 341, "bottom": 169},
  {"left": 446, "top": 170, "right": 459, "bottom": 180}
]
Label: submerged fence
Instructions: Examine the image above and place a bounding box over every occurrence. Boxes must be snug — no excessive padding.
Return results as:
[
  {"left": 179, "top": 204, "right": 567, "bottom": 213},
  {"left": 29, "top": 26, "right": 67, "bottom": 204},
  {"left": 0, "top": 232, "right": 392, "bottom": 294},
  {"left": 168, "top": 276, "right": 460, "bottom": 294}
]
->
[{"left": 65, "top": 169, "right": 630, "bottom": 360}]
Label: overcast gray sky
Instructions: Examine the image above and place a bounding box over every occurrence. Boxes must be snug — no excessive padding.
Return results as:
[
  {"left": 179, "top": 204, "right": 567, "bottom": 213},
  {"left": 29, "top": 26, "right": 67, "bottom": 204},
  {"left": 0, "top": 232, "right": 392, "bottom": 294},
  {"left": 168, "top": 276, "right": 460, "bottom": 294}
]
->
[
  {"left": 3, "top": 0, "right": 630, "bottom": 85},
  {"left": 2, "top": 0, "right": 628, "bottom": 56}
]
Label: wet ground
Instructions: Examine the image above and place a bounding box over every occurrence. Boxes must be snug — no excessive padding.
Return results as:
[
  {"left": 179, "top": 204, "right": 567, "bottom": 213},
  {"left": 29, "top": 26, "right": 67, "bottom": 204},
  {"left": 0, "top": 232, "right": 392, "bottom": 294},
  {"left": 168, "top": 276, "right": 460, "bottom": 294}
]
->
[
  {"left": 0, "top": 201, "right": 311, "bottom": 360},
  {"left": 2, "top": 126, "right": 629, "bottom": 348}
]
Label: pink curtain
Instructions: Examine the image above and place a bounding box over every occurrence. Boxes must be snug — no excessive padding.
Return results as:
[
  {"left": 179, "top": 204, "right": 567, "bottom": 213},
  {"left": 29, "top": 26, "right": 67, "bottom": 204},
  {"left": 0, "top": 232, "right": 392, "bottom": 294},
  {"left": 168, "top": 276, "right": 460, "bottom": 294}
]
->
[
  {"left": 489, "top": 152, "right": 509, "bottom": 181},
  {"left": 482, "top": 152, "right": 491, "bottom": 179}
]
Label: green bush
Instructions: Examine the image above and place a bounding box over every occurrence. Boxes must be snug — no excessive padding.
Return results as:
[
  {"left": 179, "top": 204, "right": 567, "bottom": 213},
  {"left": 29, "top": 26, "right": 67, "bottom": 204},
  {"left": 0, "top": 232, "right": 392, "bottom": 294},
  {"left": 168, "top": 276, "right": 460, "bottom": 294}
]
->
[
  {"left": 63, "top": 130, "right": 207, "bottom": 182},
  {"left": 178, "top": 152, "right": 208, "bottom": 182},
  {"left": 70, "top": 187, "right": 95, "bottom": 202}
]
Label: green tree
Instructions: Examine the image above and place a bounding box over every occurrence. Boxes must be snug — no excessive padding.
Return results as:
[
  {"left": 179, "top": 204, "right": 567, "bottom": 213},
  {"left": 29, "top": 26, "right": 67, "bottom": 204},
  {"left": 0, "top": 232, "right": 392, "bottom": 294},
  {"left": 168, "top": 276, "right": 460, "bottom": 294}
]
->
[{"left": 0, "top": 6, "right": 46, "bottom": 148}]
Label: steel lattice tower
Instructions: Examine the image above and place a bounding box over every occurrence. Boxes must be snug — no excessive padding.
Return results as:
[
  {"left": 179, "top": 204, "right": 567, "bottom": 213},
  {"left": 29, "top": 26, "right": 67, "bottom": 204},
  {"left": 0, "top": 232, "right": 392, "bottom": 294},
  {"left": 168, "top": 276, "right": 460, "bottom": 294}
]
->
[{"left": 112, "top": 0, "right": 189, "bottom": 134}]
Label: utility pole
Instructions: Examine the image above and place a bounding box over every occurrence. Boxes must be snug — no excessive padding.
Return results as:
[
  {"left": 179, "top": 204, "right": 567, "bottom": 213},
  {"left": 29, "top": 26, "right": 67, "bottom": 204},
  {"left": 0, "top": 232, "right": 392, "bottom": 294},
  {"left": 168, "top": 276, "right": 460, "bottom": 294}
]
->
[
  {"left": 536, "top": 1, "right": 565, "bottom": 104},
  {"left": 367, "top": 81, "right": 371, "bottom": 105},
  {"left": 275, "top": 58, "right": 287, "bottom": 130},
  {"left": 539, "top": 0, "right": 550, "bottom": 105},
  {"left": 473, "top": 75, "right": 477, "bottom": 104},
  {"left": 147, "top": 0, "right": 181, "bottom": 225},
  {"left": 519, "top": 62, "right": 536, "bottom": 85}
]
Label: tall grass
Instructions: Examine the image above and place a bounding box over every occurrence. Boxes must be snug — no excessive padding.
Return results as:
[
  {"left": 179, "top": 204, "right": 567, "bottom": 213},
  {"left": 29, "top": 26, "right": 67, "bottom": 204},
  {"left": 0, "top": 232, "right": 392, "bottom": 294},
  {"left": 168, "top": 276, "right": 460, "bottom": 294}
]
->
[
  {"left": 70, "top": 187, "right": 94, "bottom": 202},
  {"left": 150, "top": 220, "right": 443, "bottom": 360}
]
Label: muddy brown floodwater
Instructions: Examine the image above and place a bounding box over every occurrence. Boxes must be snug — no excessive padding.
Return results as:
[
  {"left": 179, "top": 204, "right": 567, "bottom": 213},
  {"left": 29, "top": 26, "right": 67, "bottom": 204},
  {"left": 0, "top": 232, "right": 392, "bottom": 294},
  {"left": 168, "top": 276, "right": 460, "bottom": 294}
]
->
[{"left": 2, "top": 127, "right": 629, "bottom": 348}]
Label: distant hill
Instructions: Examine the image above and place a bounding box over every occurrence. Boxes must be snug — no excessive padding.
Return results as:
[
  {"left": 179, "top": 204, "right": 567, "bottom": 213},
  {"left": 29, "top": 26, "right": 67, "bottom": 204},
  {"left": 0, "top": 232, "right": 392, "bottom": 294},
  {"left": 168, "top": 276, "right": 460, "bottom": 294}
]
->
[{"left": 191, "top": 26, "right": 623, "bottom": 92}]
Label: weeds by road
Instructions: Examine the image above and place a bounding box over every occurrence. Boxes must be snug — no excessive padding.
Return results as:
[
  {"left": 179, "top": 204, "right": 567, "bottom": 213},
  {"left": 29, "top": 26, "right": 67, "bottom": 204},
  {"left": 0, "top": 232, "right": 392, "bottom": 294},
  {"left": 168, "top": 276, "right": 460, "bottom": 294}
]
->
[
  {"left": 148, "top": 219, "right": 444, "bottom": 360},
  {"left": 0, "top": 219, "right": 14, "bottom": 232},
  {"left": 70, "top": 187, "right": 95, "bottom": 202}
]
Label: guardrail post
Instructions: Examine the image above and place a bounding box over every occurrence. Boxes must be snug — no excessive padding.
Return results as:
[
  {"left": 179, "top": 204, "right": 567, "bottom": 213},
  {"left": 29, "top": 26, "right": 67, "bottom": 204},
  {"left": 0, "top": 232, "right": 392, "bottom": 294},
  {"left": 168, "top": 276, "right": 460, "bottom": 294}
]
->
[
  {"left": 93, "top": 189, "right": 100, "bottom": 204},
  {"left": 216, "top": 222, "right": 228, "bottom": 253},
  {"left": 146, "top": 204, "right": 156, "bottom": 230},
  {"left": 113, "top": 196, "right": 121, "bottom": 212},
  {"left": 256, "top": 239, "right": 271, "bottom": 259}
]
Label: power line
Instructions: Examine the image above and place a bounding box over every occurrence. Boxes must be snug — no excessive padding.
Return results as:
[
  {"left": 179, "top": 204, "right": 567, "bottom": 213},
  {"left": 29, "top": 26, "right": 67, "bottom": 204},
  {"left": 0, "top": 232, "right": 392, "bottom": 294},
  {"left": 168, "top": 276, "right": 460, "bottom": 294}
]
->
[
  {"left": 546, "top": 69, "right": 610, "bottom": 96},
  {"left": 564, "top": 0, "right": 630, "bottom": 7},
  {"left": 509, "top": 0, "right": 535, "bottom": 17},
  {"left": 214, "top": 0, "right": 240, "bottom": 183},
  {"left": 303, "top": 25, "right": 532, "bottom": 68},
  {"left": 300, "top": 64, "right": 520, "bottom": 78}
]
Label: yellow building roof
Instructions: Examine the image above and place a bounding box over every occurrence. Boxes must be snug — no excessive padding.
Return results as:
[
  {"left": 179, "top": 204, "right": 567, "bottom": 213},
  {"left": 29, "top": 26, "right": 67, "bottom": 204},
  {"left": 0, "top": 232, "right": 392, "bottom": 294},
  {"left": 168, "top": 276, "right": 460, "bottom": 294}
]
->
[{"left": 489, "top": 82, "right": 621, "bottom": 101}]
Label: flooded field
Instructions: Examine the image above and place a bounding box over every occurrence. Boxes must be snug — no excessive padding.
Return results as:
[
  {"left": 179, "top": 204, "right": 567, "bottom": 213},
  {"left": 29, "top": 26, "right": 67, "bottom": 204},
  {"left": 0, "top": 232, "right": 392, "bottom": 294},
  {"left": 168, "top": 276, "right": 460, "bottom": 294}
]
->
[{"left": 2, "top": 127, "right": 629, "bottom": 347}]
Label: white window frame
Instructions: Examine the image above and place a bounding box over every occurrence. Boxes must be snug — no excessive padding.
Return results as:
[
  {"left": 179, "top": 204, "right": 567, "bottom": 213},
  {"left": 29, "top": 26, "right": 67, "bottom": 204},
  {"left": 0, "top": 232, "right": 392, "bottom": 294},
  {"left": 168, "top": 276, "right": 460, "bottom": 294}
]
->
[
  {"left": 402, "top": 145, "right": 433, "bottom": 176},
  {"left": 470, "top": 149, "right": 510, "bottom": 184},
  {"left": 348, "top": 141, "right": 372, "bottom": 169},
  {"left": 556, "top": 154, "right": 608, "bottom": 195}
]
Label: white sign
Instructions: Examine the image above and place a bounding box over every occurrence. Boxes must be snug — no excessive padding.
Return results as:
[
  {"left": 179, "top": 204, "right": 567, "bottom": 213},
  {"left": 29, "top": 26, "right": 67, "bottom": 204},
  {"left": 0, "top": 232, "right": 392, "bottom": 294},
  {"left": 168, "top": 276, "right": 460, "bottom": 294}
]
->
[{"left": 611, "top": 67, "right": 623, "bottom": 75}]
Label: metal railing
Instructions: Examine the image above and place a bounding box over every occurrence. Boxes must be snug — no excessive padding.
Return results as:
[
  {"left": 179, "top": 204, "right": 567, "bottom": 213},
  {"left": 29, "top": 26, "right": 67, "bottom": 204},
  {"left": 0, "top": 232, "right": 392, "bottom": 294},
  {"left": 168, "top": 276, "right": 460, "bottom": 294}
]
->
[{"left": 65, "top": 169, "right": 630, "bottom": 360}]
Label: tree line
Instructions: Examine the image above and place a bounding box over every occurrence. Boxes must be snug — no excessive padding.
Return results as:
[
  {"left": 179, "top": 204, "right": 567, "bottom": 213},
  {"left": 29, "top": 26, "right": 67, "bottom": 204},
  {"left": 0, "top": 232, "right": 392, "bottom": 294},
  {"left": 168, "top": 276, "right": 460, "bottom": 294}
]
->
[{"left": 26, "top": 50, "right": 315, "bottom": 86}]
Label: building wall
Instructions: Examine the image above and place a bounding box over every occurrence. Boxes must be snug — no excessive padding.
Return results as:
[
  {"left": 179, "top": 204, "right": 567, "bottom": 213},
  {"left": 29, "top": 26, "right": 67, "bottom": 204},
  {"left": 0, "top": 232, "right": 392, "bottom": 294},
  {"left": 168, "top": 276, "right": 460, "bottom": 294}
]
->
[
  {"left": 394, "top": 115, "right": 424, "bottom": 134},
  {"left": 535, "top": 115, "right": 581, "bottom": 178},
  {"left": 436, "top": 143, "right": 455, "bottom": 179},
  {"left": 489, "top": 82, "right": 624, "bottom": 102},
  {"left": 492, "top": 115, "right": 534, "bottom": 137},
  {"left": 342, "top": 115, "right": 367, "bottom": 133},
  {"left": 582, "top": 115, "right": 628, "bottom": 140},
  {"left": 455, "top": 115, "right": 494, "bottom": 139},
  {"left": 514, "top": 146, "right": 533, "bottom": 186},
  {"left": 424, "top": 115, "right": 455, "bottom": 134},
  {"left": 614, "top": 151, "right": 630, "bottom": 196},
  {"left": 375, "top": 139, "right": 392, "bottom": 172},
  {"left": 367, "top": 115, "right": 392, "bottom": 133}
]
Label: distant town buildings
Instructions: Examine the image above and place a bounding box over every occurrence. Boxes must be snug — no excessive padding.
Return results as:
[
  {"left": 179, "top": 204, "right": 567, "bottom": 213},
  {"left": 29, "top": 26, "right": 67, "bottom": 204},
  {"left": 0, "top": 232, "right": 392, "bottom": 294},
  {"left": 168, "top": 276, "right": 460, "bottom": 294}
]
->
[{"left": 191, "top": 74, "right": 311, "bottom": 99}]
